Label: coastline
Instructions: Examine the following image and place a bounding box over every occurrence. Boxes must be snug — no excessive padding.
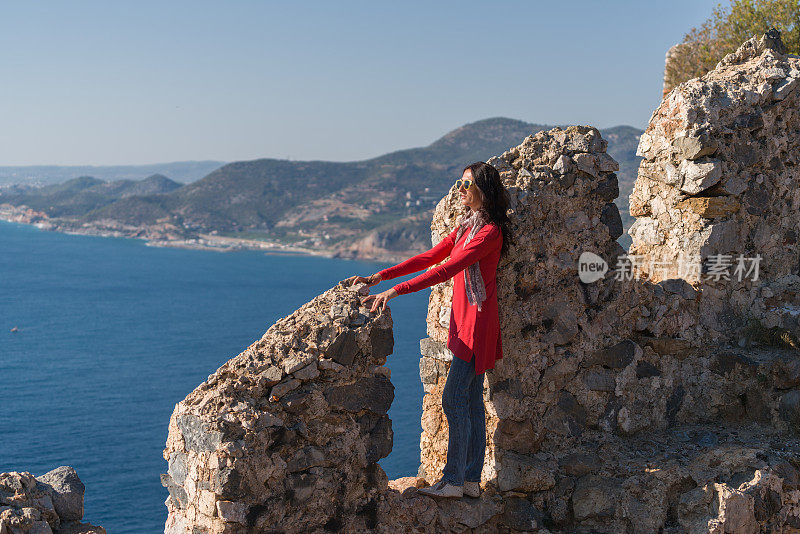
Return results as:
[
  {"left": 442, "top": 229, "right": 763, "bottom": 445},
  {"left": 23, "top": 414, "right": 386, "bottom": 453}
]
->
[{"left": 0, "top": 208, "right": 409, "bottom": 264}]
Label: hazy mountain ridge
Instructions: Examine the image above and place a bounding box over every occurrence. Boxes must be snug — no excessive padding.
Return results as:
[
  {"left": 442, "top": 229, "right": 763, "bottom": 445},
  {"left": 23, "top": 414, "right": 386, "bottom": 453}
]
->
[
  {"left": 0, "top": 118, "right": 643, "bottom": 259},
  {"left": 0, "top": 161, "right": 225, "bottom": 186},
  {"left": 1, "top": 174, "right": 183, "bottom": 218}
]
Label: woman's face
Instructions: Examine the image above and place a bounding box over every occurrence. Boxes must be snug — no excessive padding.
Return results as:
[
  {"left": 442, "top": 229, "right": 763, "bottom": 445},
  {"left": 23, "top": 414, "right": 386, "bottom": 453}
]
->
[{"left": 458, "top": 169, "right": 483, "bottom": 211}]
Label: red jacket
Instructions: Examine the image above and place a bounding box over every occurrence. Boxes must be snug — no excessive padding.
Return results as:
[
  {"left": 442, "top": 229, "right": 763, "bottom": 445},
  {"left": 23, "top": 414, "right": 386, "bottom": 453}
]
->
[{"left": 378, "top": 223, "right": 503, "bottom": 374}]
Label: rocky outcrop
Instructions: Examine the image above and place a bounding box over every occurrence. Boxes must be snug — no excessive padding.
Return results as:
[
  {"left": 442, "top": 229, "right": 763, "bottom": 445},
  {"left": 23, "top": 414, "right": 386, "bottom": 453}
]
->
[
  {"left": 413, "top": 112, "right": 800, "bottom": 530},
  {"left": 418, "top": 125, "right": 634, "bottom": 487},
  {"left": 0, "top": 467, "right": 105, "bottom": 533},
  {"left": 630, "top": 29, "right": 800, "bottom": 343},
  {"left": 162, "top": 283, "right": 395, "bottom": 533},
  {"left": 166, "top": 31, "right": 800, "bottom": 533}
]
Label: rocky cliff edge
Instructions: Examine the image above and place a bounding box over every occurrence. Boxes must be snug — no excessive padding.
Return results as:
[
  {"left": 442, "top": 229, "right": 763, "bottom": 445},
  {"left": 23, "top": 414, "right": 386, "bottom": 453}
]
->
[{"left": 163, "top": 32, "right": 800, "bottom": 533}]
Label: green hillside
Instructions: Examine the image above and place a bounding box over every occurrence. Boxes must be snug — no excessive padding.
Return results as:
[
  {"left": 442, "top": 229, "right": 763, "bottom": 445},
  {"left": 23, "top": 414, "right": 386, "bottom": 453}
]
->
[
  {"left": 1, "top": 174, "right": 183, "bottom": 218},
  {"left": 1, "top": 118, "right": 643, "bottom": 253}
]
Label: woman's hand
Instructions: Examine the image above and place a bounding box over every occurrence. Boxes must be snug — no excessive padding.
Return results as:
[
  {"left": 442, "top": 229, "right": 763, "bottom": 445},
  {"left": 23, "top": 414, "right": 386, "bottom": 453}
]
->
[
  {"left": 342, "top": 273, "right": 381, "bottom": 287},
  {"left": 361, "top": 288, "right": 398, "bottom": 313}
]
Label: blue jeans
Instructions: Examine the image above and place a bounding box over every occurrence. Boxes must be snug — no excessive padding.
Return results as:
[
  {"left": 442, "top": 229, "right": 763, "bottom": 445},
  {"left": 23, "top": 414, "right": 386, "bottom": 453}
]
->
[{"left": 441, "top": 352, "right": 486, "bottom": 486}]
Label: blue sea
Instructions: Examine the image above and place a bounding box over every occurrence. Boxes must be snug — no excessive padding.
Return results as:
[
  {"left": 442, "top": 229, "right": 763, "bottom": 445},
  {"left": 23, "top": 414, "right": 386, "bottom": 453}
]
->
[{"left": 0, "top": 220, "right": 430, "bottom": 533}]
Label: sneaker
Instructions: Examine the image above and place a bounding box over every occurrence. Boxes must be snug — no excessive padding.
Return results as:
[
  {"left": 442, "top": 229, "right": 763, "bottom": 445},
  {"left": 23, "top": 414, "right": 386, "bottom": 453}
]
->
[
  {"left": 464, "top": 480, "right": 480, "bottom": 498},
  {"left": 418, "top": 478, "right": 463, "bottom": 498}
]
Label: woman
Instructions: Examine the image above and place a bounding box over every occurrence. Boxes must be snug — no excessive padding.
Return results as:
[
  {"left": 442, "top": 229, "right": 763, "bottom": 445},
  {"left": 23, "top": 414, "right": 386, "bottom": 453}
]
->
[{"left": 343, "top": 161, "right": 512, "bottom": 499}]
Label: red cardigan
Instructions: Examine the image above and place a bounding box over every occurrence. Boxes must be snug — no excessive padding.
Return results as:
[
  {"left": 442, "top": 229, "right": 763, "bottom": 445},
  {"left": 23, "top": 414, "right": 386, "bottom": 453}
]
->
[{"left": 378, "top": 223, "right": 503, "bottom": 374}]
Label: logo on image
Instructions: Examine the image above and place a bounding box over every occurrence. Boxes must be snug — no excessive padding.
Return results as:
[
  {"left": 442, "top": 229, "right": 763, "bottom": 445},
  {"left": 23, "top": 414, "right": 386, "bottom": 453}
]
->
[{"left": 578, "top": 252, "right": 608, "bottom": 283}]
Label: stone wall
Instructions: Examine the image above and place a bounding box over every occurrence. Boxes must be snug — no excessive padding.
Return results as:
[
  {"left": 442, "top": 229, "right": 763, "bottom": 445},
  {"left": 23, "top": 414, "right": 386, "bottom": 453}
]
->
[
  {"left": 630, "top": 30, "right": 800, "bottom": 342},
  {"left": 162, "top": 283, "right": 395, "bottom": 533},
  {"left": 0, "top": 467, "right": 105, "bottom": 533},
  {"left": 418, "top": 125, "right": 642, "bottom": 483},
  {"left": 166, "top": 31, "right": 800, "bottom": 534},
  {"left": 410, "top": 32, "right": 800, "bottom": 532}
]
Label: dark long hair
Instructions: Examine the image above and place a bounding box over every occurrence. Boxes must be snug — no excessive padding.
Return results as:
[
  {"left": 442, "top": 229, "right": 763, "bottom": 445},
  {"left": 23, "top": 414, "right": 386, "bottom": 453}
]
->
[{"left": 462, "top": 161, "right": 513, "bottom": 257}]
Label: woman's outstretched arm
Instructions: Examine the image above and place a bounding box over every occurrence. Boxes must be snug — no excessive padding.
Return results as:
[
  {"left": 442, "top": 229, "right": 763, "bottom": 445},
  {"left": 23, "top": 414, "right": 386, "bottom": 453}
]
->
[
  {"left": 377, "top": 226, "right": 460, "bottom": 281},
  {"left": 391, "top": 224, "right": 501, "bottom": 295}
]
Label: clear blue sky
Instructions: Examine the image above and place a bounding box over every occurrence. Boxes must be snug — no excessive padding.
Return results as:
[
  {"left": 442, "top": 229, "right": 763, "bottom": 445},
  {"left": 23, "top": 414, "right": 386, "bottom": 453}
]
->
[{"left": 0, "top": 0, "right": 722, "bottom": 165}]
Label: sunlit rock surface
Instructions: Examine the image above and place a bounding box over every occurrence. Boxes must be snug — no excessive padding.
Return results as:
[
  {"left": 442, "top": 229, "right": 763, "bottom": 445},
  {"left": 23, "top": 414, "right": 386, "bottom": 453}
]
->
[
  {"left": 165, "top": 31, "right": 800, "bottom": 534},
  {"left": 163, "top": 283, "right": 395, "bottom": 533},
  {"left": 630, "top": 29, "right": 800, "bottom": 342},
  {"left": 0, "top": 467, "right": 105, "bottom": 533}
]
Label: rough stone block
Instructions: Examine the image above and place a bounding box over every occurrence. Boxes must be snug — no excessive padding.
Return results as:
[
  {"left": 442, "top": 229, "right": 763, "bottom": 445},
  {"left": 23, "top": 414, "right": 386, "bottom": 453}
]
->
[
  {"left": 587, "top": 340, "right": 639, "bottom": 369},
  {"left": 324, "top": 330, "right": 360, "bottom": 366},
  {"left": 502, "top": 497, "right": 543, "bottom": 532},
  {"left": 370, "top": 327, "right": 394, "bottom": 359},
  {"left": 269, "top": 378, "right": 300, "bottom": 400},
  {"left": 35, "top": 466, "right": 85, "bottom": 522},
  {"left": 283, "top": 353, "right": 316, "bottom": 374},
  {"left": 497, "top": 451, "right": 555, "bottom": 492},
  {"left": 257, "top": 365, "right": 283, "bottom": 387},
  {"left": 324, "top": 375, "right": 394, "bottom": 414},
  {"left": 583, "top": 369, "right": 616, "bottom": 391},
  {"left": 572, "top": 475, "right": 620, "bottom": 520},
  {"left": 198, "top": 489, "right": 217, "bottom": 517},
  {"left": 293, "top": 362, "right": 319, "bottom": 381},
  {"left": 176, "top": 414, "right": 223, "bottom": 453},
  {"left": 215, "top": 500, "right": 248, "bottom": 524}
]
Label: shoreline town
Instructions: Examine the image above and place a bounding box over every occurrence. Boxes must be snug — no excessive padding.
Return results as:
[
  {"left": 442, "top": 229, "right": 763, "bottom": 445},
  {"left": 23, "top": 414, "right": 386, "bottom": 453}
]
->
[{"left": 0, "top": 203, "right": 372, "bottom": 260}]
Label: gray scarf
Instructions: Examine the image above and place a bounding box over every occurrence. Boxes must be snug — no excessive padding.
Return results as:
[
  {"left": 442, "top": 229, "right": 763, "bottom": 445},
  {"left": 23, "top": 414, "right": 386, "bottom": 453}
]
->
[{"left": 454, "top": 208, "right": 488, "bottom": 311}]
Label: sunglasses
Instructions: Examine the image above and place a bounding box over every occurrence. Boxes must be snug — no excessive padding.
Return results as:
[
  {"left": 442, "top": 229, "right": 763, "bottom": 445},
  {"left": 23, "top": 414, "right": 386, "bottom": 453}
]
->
[{"left": 455, "top": 178, "right": 473, "bottom": 191}]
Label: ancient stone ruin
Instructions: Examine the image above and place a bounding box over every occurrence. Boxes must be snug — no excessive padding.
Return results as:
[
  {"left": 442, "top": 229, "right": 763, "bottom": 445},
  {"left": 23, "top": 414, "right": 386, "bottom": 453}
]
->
[
  {"left": 164, "top": 32, "right": 800, "bottom": 533},
  {"left": 162, "top": 284, "right": 396, "bottom": 533},
  {"left": 0, "top": 466, "right": 105, "bottom": 533},
  {"left": 630, "top": 28, "right": 800, "bottom": 344}
]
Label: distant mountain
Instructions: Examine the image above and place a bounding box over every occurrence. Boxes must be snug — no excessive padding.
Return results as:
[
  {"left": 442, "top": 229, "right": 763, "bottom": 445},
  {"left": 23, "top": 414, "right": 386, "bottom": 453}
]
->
[
  {"left": 374, "top": 118, "right": 547, "bottom": 166},
  {"left": 0, "top": 174, "right": 183, "bottom": 218},
  {"left": 122, "top": 174, "right": 185, "bottom": 196},
  {"left": 0, "top": 161, "right": 225, "bottom": 186},
  {"left": 0, "top": 118, "right": 643, "bottom": 258}
]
